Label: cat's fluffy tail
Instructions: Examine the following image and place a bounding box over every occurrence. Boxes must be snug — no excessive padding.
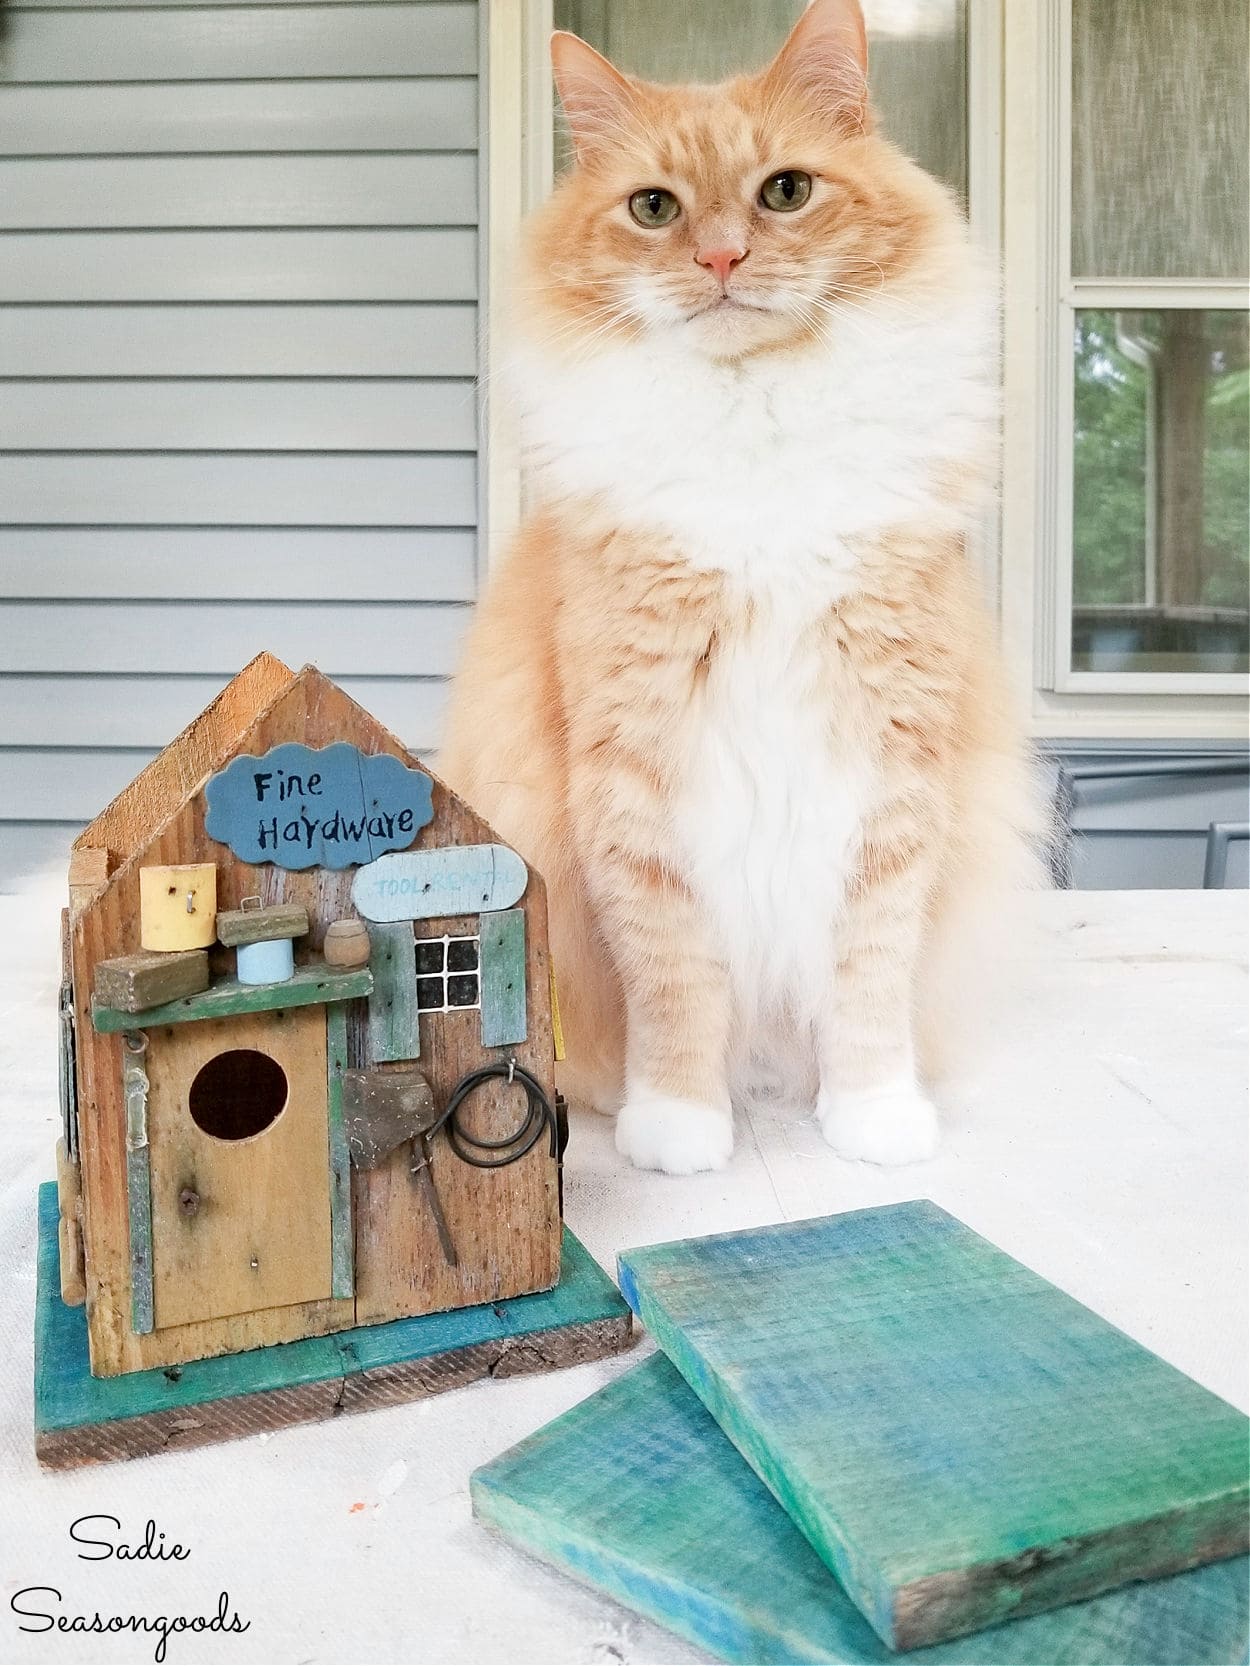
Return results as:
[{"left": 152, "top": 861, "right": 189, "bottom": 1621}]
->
[{"left": 917, "top": 733, "right": 1053, "bottom": 1089}]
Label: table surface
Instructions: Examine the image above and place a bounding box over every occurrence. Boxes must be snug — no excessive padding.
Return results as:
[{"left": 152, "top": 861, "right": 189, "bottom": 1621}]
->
[{"left": 0, "top": 888, "right": 1246, "bottom": 1666}]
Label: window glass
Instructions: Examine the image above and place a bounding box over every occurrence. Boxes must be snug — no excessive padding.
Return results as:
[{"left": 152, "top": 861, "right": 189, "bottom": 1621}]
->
[
  {"left": 553, "top": 0, "right": 968, "bottom": 200},
  {"left": 1072, "top": 309, "right": 1249, "bottom": 675},
  {"left": 1071, "top": 0, "right": 1249, "bottom": 281},
  {"left": 413, "top": 935, "right": 481, "bottom": 1012}
]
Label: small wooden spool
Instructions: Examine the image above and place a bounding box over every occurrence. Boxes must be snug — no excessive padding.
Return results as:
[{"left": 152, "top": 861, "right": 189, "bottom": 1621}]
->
[
  {"left": 324, "top": 918, "right": 371, "bottom": 968},
  {"left": 237, "top": 938, "right": 295, "bottom": 985},
  {"left": 139, "top": 863, "right": 217, "bottom": 952}
]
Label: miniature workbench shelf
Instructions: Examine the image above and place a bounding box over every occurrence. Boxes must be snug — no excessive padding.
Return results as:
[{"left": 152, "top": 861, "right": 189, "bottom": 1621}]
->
[{"left": 91, "top": 962, "right": 374, "bottom": 1032}]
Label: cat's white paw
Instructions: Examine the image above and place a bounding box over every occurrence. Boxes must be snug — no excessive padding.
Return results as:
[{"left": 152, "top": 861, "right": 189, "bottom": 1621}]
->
[
  {"left": 818, "top": 1082, "right": 940, "bottom": 1166},
  {"left": 615, "top": 1089, "right": 734, "bottom": 1175}
]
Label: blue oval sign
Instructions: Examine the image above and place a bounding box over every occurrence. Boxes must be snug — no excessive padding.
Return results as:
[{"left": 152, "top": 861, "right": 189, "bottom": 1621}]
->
[
  {"left": 352, "top": 844, "right": 528, "bottom": 922},
  {"left": 205, "top": 742, "right": 434, "bottom": 870}
]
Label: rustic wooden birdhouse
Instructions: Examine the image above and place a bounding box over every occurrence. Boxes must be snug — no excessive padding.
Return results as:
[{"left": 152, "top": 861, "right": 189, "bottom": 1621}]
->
[{"left": 42, "top": 652, "right": 628, "bottom": 1459}]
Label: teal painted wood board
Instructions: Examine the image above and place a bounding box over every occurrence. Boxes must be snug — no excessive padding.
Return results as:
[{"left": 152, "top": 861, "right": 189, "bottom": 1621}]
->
[
  {"left": 480, "top": 907, "right": 527, "bottom": 1048},
  {"left": 616, "top": 1202, "right": 1250, "bottom": 1652},
  {"left": 367, "top": 920, "right": 420, "bottom": 1062},
  {"left": 33, "top": 1184, "right": 632, "bottom": 1468},
  {"left": 472, "top": 1352, "right": 1250, "bottom": 1666}
]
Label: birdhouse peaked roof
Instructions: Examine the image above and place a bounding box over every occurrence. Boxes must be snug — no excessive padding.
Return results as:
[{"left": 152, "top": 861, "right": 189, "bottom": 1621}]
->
[
  {"left": 74, "top": 651, "right": 296, "bottom": 874},
  {"left": 71, "top": 653, "right": 500, "bottom": 916}
]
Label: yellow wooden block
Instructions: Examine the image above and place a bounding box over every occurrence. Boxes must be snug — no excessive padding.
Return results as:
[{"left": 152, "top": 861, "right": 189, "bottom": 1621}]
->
[
  {"left": 549, "top": 962, "right": 566, "bottom": 1063},
  {"left": 139, "top": 863, "right": 217, "bottom": 951}
]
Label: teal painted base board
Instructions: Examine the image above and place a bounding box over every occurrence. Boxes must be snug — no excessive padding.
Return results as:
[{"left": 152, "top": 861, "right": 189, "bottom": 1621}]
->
[
  {"left": 472, "top": 1353, "right": 1250, "bottom": 1666},
  {"left": 33, "top": 1183, "right": 630, "bottom": 1465},
  {"left": 617, "top": 1202, "right": 1250, "bottom": 1652}
]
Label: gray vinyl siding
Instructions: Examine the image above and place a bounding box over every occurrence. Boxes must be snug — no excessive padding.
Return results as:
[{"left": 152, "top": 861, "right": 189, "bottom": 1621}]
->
[{"left": 0, "top": 0, "right": 481, "bottom": 882}]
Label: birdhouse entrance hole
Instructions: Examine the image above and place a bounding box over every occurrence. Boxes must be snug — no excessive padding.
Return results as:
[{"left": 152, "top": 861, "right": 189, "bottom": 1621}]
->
[{"left": 188, "top": 1049, "right": 288, "bottom": 1142}]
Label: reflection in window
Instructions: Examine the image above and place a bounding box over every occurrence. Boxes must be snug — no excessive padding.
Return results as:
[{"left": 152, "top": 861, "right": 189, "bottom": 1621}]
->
[
  {"left": 1072, "top": 310, "right": 1249, "bottom": 675},
  {"left": 1071, "top": 0, "right": 1248, "bottom": 282}
]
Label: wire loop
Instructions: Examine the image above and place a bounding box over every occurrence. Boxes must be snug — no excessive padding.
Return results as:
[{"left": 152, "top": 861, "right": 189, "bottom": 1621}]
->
[{"left": 431, "top": 1060, "right": 558, "bottom": 1170}]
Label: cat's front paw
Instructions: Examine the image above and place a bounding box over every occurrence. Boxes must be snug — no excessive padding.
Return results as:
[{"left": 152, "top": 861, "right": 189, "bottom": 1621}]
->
[
  {"left": 818, "top": 1082, "right": 940, "bottom": 1166},
  {"left": 615, "top": 1089, "right": 734, "bottom": 1175}
]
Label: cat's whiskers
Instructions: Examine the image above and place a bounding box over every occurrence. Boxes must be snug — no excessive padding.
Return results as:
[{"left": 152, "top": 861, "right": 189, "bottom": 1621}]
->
[
  {"left": 802, "top": 285, "right": 920, "bottom": 359},
  {"left": 815, "top": 274, "right": 934, "bottom": 329},
  {"left": 479, "top": 297, "right": 632, "bottom": 398}
]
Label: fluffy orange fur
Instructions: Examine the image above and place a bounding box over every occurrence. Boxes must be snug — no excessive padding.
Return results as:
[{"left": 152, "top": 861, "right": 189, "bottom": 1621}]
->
[{"left": 441, "top": 0, "right": 1041, "bottom": 1172}]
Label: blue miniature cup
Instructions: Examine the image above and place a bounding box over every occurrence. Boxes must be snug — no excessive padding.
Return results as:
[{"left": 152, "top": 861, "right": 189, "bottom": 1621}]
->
[{"left": 236, "top": 937, "right": 294, "bottom": 986}]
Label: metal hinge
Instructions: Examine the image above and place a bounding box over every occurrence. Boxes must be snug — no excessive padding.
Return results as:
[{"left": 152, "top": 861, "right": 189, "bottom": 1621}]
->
[{"left": 122, "top": 1031, "right": 149, "bottom": 1151}]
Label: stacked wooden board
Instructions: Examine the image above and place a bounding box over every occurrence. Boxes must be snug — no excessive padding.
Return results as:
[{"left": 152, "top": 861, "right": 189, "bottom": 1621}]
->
[{"left": 472, "top": 1201, "right": 1250, "bottom": 1665}]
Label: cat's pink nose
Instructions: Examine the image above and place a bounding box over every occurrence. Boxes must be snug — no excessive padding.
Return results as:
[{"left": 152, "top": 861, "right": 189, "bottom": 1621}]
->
[{"left": 696, "top": 245, "right": 747, "bottom": 287}]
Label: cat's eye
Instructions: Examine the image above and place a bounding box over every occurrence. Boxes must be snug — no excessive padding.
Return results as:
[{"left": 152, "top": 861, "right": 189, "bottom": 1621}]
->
[
  {"left": 760, "top": 171, "right": 812, "bottom": 212},
  {"left": 629, "top": 188, "right": 681, "bottom": 228}
]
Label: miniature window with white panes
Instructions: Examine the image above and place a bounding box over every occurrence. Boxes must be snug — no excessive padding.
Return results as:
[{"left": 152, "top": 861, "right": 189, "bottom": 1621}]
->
[{"left": 414, "top": 933, "right": 481, "bottom": 1012}]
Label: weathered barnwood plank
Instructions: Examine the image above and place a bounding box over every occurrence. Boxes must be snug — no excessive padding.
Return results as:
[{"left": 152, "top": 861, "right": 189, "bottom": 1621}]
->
[
  {"left": 73, "top": 650, "right": 294, "bottom": 870},
  {"left": 91, "top": 962, "right": 371, "bottom": 1033},
  {"left": 68, "top": 846, "right": 110, "bottom": 915},
  {"left": 479, "top": 907, "right": 527, "bottom": 1047},
  {"left": 325, "top": 1005, "right": 354, "bottom": 1301},
  {"left": 93, "top": 948, "right": 209, "bottom": 1013},
  {"left": 616, "top": 1205, "right": 1250, "bottom": 1652},
  {"left": 34, "top": 1186, "right": 631, "bottom": 1470},
  {"left": 146, "top": 1008, "right": 332, "bottom": 1332},
  {"left": 366, "top": 922, "right": 420, "bottom": 1062},
  {"left": 471, "top": 1352, "right": 1250, "bottom": 1666},
  {"left": 54, "top": 1139, "right": 85, "bottom": 1303},
  {"left": 216, "top": 903, "right": 308, "bottom": 947}
]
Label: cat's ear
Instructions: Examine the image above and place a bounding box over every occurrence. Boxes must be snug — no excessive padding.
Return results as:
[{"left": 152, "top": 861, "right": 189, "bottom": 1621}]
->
[
  {"left": 761, "top": 0, "right": 870, "bottom": 134},
  {"left": 551, "top": 31, "right": 639, "bottom": 161}
]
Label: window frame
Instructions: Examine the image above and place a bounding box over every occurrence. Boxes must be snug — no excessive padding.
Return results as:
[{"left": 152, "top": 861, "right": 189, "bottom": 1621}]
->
[
  {"left": 1051, "top": 0, "right": 1246, "bottom": 698},
  {"left": 480, "top": 0, "right": 553, "bottom": 575},
  {"left": 1001, "top": 0, "right": 1248, "bottom": 738}
]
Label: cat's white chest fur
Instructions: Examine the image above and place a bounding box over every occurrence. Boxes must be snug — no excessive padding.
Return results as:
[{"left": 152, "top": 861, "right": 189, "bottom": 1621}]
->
[
  {"left": 512, "top": 287, "right": 993, "bottom": 1067},
  {"left": 511, "top": 288, "right": 995, "bottom": 575},
  {"left": 675, "top": 590, "right": 867, "bottom": 1035}
]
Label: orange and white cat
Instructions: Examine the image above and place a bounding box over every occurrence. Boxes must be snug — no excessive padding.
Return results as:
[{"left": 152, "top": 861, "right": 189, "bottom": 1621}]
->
[{"left": 441, "top": 0, "right": 1039, "bottom": 1174}]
